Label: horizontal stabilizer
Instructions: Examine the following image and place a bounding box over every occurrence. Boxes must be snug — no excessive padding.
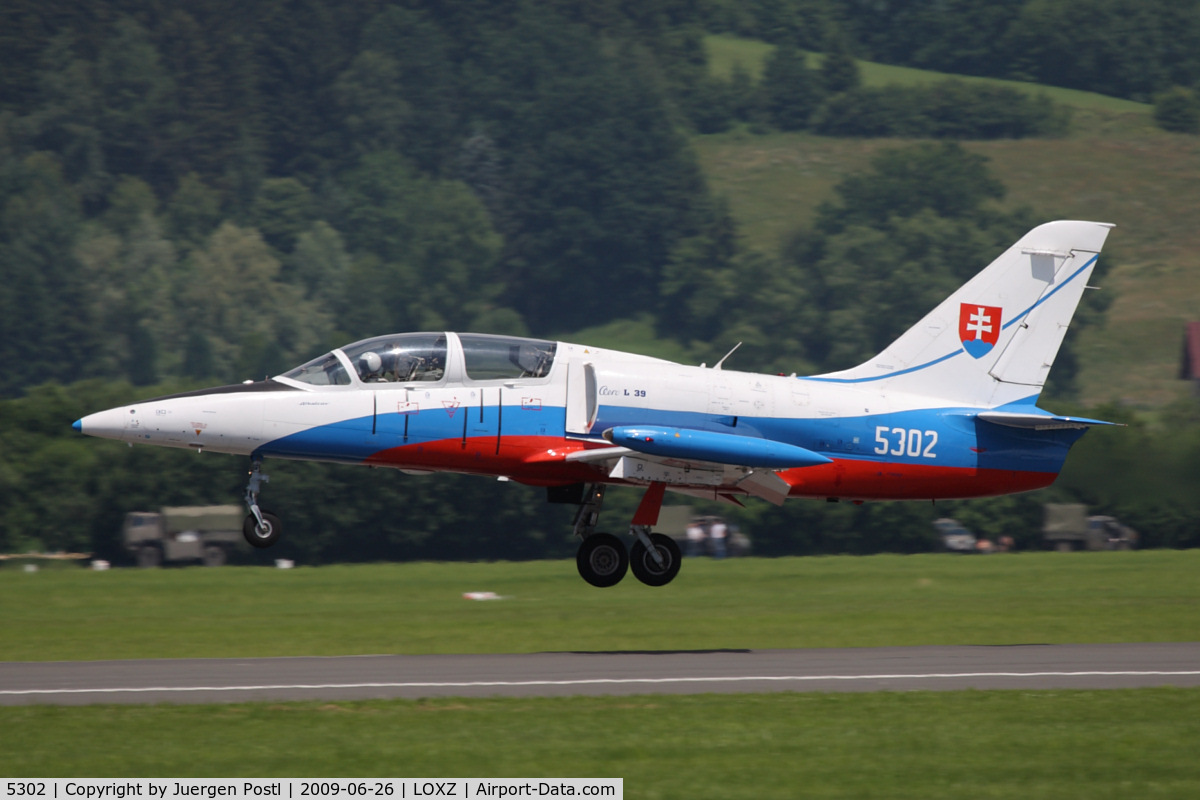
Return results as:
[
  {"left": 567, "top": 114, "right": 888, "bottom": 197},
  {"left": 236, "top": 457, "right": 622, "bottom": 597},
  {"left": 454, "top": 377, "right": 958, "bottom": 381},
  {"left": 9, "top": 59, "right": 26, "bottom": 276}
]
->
[
  {"left": 604, "top": 426, "right": 831, "bottom": 469},
  {"left": 977, "top": 410, "right": 1119, "bottom": 431}
]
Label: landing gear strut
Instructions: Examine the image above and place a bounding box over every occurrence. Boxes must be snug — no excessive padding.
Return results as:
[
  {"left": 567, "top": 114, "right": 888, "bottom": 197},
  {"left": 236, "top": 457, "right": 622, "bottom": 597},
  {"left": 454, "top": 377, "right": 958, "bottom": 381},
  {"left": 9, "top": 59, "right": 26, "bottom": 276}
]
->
[
  {"left": 571, "top": 484, "right": 627, "bottom": 587},
  {"left": 243, "top": 458, "right": 282, "bottom": 548},
  {"left": 629, "top": 529, "right": 681, "bottom": 586},
  {"left": 569, "top": 482, "right": 681, "bottom": 588}
]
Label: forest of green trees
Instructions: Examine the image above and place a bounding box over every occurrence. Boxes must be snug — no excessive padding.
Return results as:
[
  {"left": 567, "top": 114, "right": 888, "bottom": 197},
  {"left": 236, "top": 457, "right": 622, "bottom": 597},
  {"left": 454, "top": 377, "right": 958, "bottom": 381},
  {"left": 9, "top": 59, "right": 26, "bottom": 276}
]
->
[{"left": 2, "top": 0, "right": 1197, "bottom": 563}]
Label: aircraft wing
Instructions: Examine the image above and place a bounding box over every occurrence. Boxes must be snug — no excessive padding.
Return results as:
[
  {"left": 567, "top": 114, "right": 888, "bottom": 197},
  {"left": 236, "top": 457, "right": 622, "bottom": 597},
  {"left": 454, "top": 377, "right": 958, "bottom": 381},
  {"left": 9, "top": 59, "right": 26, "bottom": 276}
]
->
[{"left": 564, "top": 446, "right": 633, "bottom": 463}]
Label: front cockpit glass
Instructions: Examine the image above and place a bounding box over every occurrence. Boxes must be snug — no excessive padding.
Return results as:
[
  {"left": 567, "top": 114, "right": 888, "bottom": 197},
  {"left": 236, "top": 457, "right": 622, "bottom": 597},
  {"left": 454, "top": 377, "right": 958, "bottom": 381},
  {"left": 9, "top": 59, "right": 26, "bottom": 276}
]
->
[
  {"left": 281, "top": 352, "right": 351, "bottom": 386},
  {"left": 460, "top": 334, "right": 557, "bottom": 380},
  {"left": 342, "top": 334, "right": 447, "bottom": 383}
]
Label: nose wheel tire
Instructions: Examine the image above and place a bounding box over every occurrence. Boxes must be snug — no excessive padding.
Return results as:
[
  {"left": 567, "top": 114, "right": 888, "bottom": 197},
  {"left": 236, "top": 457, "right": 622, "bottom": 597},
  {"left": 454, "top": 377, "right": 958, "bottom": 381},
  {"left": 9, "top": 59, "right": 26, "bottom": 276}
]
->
[
  {"left": 576, "top": 533, "right": 628, "bottom": 588},
  {"left": 243, "top": 511, "right": 282, "bottom": 548},
  {"left": 630, "top": 532, "right": 682, "bottom": 586}
]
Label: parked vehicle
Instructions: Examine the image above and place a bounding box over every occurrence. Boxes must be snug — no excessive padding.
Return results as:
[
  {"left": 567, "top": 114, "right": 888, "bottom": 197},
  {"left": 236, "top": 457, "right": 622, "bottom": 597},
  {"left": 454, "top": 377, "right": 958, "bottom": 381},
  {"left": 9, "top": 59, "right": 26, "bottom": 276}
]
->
[
  {"left": 124, "top": 506, "right": 243, "bottom": 567},
  {"left": 933, "top": 518, "right": 978, "bottom": 553},
  {"left": 1043, "top": 503, "right": 1138, "bottom": 551}
]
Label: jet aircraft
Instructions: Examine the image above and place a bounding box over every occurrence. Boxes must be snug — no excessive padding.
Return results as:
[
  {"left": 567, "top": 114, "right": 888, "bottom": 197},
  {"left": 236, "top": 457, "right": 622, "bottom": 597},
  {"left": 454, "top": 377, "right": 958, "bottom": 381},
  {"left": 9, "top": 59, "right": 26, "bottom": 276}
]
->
[{"left": 75, "top": 220, "right": 1115, "bottom": 587}]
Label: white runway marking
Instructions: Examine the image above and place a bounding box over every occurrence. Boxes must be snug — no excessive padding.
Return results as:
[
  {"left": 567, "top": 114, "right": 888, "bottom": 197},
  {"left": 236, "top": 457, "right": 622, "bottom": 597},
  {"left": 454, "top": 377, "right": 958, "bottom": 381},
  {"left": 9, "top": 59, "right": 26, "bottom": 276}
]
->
[{"left": 5, "top": 670, "right": 1200, "bottom": 697}]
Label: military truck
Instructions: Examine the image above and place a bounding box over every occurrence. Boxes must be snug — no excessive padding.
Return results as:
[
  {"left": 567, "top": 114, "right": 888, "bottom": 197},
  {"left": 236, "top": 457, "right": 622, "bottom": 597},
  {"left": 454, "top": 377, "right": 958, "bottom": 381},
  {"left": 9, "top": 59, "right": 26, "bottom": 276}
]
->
[
  {"left": 1043, "top": 503, "right": 1138, "bottom": 552},
  {"left": 124, "top": 506, "right": 243, "bottom": 567}
]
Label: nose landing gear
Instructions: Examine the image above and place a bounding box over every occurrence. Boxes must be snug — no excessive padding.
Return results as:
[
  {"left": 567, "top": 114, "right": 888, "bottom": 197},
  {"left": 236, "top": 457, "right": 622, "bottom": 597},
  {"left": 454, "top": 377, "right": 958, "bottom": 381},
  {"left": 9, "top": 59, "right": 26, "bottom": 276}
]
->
[{"left": 243, "top": 458, "right": 282, "bottom": 548}]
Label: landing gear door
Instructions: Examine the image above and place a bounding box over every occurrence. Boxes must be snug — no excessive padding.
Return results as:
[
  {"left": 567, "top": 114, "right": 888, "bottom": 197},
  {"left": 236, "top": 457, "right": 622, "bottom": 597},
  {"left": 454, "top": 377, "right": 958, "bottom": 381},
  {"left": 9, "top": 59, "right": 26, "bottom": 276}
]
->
[{"left": 565, "top": 360, "right": 598, "bottom": 435}]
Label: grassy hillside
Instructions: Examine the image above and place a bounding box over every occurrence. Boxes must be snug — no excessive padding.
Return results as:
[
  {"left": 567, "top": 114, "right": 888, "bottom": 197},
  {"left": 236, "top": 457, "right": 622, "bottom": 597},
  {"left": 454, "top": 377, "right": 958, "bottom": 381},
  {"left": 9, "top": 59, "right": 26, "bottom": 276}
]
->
[
  {"left": 704, "top": 33, "right": 1152, "bottom": 115},
  {"left": 695, "top": 36, "right": 1197, "bottom": 409}
]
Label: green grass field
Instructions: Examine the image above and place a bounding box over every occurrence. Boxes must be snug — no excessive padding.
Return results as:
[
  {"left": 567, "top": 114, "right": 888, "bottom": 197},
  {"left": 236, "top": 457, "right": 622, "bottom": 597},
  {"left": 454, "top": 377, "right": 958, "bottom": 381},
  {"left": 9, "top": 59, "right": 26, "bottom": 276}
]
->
[
  {"left": 3, "top": 556, "right": 1199, "bottom": 794},
  {"left": 3, "top": 553, "right": 1198, "bottom": 660},
  {"left": 3, "top": 691, "right": 1199, "bottom": 798},
  {"left": 695, "top": 34, "right": 1198, "bottom": 410}
]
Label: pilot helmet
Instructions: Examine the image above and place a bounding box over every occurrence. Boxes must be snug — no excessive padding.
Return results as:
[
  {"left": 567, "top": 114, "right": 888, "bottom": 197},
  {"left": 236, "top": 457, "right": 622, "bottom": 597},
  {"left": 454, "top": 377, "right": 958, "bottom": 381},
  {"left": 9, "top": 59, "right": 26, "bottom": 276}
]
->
[{"left": 359, "top": 351, "right": 382, "bottom": 374}]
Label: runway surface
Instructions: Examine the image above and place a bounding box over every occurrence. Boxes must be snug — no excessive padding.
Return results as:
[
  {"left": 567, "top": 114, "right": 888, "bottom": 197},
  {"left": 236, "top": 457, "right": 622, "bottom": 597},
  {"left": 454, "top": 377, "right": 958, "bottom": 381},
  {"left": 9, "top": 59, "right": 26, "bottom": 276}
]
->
[{"left": 2, "top": 643, "right": 1198, "bottom": 705}]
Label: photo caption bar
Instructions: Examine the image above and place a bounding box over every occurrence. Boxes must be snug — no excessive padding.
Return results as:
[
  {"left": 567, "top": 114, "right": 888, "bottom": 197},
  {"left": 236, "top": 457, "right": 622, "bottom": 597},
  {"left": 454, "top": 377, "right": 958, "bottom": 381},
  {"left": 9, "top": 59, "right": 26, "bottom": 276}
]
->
[{"left": 3, "top": 781, "right": 621, "bottom": 800}]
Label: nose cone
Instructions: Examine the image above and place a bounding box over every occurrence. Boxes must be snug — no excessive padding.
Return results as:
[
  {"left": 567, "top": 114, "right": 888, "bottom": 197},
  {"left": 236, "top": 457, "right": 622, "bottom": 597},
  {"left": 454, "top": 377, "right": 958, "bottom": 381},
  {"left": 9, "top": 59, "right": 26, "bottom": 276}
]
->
[{"left": 74, "top": 406, "right": 135, "bottom": 442}]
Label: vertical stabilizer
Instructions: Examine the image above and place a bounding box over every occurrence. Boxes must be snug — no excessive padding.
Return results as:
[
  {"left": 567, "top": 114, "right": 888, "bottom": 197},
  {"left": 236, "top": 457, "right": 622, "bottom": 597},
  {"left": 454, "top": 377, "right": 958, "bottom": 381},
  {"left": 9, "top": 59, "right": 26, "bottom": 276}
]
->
[{"left": 810, "top": 220, "right": 1113, "bottom": 407}]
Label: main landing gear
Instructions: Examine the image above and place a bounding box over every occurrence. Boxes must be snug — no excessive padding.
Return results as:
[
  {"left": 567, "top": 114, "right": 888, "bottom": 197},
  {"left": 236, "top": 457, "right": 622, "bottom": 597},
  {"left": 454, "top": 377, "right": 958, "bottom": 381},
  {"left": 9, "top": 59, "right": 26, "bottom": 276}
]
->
[
  {"left": 243, "top": 458, "right": 282, "bottom": 548},
  {"left": 236, "top": 458, "right": 681, "bottom": 587},
  {"left": 570, "top": 482, "right": 682, "bottom": 588}
]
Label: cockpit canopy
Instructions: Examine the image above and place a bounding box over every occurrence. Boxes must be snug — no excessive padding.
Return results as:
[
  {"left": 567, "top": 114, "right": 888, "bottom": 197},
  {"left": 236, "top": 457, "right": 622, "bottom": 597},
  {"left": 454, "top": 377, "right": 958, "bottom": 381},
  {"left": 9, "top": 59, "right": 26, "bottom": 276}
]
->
[
  {"left": 280, "top": 333, "right": 558, "bottom": 387},
  {"left": 345, "top": 333, "right": 448, "bottom": 383},
  {"left": 457, "top": 333, "right": 556, "bottom": 380}
]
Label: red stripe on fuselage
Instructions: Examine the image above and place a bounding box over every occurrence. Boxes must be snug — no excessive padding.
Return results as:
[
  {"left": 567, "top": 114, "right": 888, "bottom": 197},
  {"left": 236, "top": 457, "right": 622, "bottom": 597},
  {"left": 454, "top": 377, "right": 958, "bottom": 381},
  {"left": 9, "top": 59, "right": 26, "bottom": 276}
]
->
[
  {"left": 363, "top": 436, "right": 609, "bottom": 484},
  {"left": 363, "top": 436, "right": 1057, "bottom": 499},
  {"left": 779, "top": 459, "right": 1057, "bottom": 500}
]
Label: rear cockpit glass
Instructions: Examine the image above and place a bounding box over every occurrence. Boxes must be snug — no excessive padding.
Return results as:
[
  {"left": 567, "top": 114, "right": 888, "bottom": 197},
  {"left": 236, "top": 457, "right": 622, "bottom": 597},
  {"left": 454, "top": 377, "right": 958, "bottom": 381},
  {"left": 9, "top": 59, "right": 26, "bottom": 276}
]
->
[
  {"left": 343, "top": 334, "right": 447, "bottom": 383},
  {"left": 460, "top": 334, "right": 556, "bottom": 380},
  {"left": 281, "top": 353, "right": 351, "bottom": 386}
]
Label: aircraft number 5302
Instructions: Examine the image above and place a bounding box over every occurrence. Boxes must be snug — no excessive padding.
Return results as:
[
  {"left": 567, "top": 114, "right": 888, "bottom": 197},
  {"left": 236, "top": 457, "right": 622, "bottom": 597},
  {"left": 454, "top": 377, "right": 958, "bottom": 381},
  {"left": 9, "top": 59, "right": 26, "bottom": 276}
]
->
[{"left": 874, "top": 426, "right": 938, "bottom": 458}]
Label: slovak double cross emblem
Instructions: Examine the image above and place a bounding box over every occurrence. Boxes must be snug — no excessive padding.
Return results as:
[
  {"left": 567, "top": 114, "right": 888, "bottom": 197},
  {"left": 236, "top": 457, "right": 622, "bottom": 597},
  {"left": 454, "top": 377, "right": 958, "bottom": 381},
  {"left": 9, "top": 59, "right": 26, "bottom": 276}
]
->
[{"left": 958, "top": 303, "right": 1002, "bottom": 359}]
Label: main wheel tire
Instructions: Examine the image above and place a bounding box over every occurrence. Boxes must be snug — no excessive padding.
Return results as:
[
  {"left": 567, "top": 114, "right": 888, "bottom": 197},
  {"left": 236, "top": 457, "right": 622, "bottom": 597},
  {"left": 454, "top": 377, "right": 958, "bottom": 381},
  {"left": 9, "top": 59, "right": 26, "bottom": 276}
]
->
[
  {"left": 243, "top": 511, "right": 282, "bottom": 548},
  {"left": 629, "top": 533, "right": 682, "bottom": 587},
  {"left": 576, "top": 533, "right": 628, "bottom": 588}
]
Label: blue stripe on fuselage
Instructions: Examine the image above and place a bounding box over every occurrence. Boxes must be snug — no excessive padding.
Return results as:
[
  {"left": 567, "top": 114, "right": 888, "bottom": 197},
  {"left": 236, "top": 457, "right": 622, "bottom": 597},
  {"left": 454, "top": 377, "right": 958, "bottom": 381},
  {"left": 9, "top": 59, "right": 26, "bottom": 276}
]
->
[
  {"left": 259, "top": 398, "right": 1084, "bottom": 475},
  {"left": 259, "top": 401, "right": 567, "bottom": 462}
]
